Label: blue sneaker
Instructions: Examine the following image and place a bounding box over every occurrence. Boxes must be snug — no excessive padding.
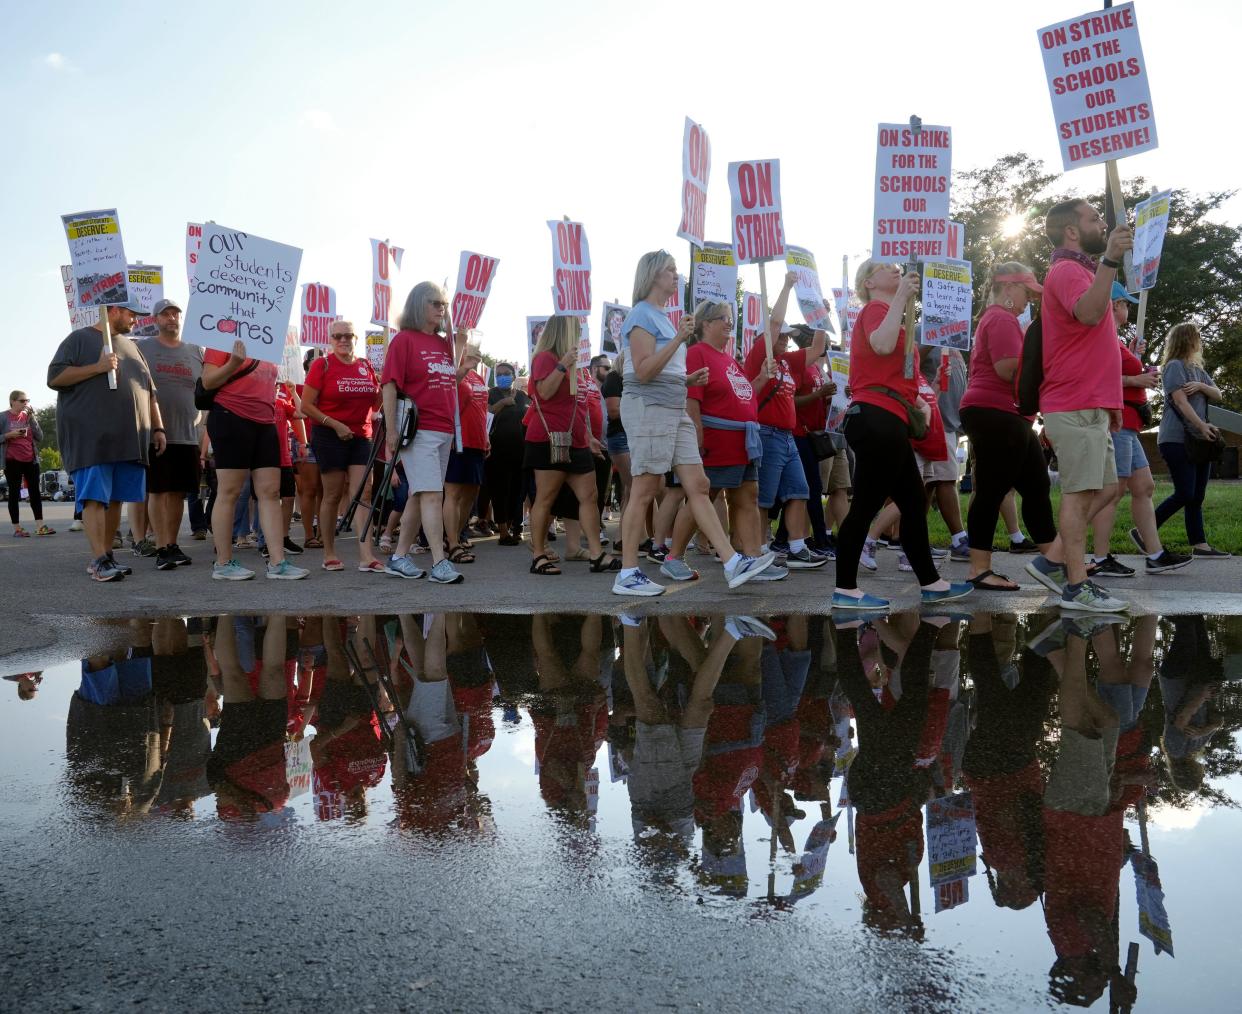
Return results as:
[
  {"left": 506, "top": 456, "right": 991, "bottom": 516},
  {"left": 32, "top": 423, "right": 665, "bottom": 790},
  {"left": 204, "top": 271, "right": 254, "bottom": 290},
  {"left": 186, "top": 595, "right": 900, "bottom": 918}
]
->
[
  {"left": 660, "top": 557, "right": 700, "bottom": 582},
  {"left": 725, "top": 551, "right": 777, "bottom": 589},
  {"left": 266, "top": 559, "right": 309, "bottom": 580},
  {"left": 831, "top": 591, "right": 890, "bottom": 611},
  {"left": 385, "top": 554, "right": 426, "bottom": 580},
  {"left": 612, "top": 569, "right": 665, "bottom": 597},
  {"left": 212, "top": 559, "right": 255, "bottom": 581},
  {"left": 751, "top": 563, "right": 788, "bottom": 581},
  {"left": 429, "top": 559, "right": 464, "bottom": 584},
  {"left": 1025, "top": 555, "right": 1068, "bottom": 593},
  {"left": 920, "top": 582, "right": 973, "bottom": 605}
]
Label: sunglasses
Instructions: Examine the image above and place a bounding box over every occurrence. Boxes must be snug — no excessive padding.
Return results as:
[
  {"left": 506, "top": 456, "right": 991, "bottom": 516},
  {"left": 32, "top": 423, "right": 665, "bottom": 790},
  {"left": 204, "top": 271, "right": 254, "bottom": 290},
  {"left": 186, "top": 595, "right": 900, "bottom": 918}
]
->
[
  {"left": 331, "top": 333, "right": 356, "bottom": 340},
  {"left": 429, "top": 300, "right": 449, "bottom": 309}
]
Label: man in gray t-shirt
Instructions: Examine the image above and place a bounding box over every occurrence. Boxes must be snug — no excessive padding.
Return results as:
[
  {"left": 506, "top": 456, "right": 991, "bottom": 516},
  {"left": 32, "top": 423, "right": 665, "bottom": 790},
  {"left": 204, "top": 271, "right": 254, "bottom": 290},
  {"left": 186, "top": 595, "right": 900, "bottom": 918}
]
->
[{"left": 135, "top": 299, "right": 205, "bottom": 570}]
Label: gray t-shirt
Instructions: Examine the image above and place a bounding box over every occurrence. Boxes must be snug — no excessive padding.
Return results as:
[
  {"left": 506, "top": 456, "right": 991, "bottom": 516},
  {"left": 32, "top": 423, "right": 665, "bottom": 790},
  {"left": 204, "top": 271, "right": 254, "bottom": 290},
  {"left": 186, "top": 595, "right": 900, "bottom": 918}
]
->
[
  {"left": 137, "top": 338, "right": 204, "bottom": 445},
  {"left": 621, "top": 301, "right": 687, "bottom": 409},
  {"left": 1157, "top": 358, "right": 1210, "bottom": 444},
  {"left": 48, "top": 327, "right": 155, "bottom": 472}
]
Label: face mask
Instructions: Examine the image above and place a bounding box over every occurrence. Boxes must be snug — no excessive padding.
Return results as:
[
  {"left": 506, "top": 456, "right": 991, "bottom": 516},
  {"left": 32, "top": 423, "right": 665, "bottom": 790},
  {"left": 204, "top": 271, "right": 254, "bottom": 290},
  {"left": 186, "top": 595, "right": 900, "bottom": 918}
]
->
[{"left": 496, "top": 374, "right": 514, "bottom": 389}]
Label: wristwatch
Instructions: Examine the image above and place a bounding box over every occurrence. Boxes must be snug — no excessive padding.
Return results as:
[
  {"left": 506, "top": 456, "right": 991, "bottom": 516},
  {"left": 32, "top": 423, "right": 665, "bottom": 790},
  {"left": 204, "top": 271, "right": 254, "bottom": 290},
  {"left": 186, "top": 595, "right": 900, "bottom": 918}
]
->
[
  {"left": 1100, "top": 256, "right": 1120, "bottom": 269},
  {"left": 555, "top": 364, "right": 568, "bottom": 373}
]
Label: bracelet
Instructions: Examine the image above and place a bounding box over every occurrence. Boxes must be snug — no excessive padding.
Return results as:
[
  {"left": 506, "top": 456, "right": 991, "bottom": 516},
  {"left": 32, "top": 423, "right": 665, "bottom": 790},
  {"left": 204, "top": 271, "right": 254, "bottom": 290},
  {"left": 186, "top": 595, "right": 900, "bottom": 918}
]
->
[
  {"left": 1100, "top": 256, "right": 1120, "bottom": 269},
  {"left": 151, "top": 427, "right": 166, "bottom": 434},
  {"left": 555, "top": 363, "right": 568, "bottom": 373}
]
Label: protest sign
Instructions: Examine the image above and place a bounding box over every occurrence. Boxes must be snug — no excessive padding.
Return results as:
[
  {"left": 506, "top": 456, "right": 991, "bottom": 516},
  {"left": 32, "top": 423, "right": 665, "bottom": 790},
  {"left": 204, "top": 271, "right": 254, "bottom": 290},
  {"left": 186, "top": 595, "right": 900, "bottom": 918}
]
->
[
  {"left": 61, "top": 209, "right": 128, "bottom": 306},
  {"left": 127, "top": 264, "right": 164, "bottom": 337},
  {"left": 601, "top": 302, "right": 630, "bottom": 355},
  {"left": 284, "top": 739, "right": 312, "bottom": 799},
  {"left": 947, "top": 220, "right": 966, "bottom": 259},
  {"left": 789, "top": 814, "right": 841, "bottom": 902},
  {"left": 576, "top": 317, "right": 593, "bottom": 369},
  {"left": 370, "top": 238, "right": 404, "bottom": 329},
  {"left": 278, "top": 326, "right": 305, "bottom": 385},
  {"left": 183, "top": 223, "right": 302, "bottom": 365},
  {"left": 729, "top": 159, "right": 784, "bottom": 264},
  {"left": 526, "top": 315, "right": 551, "bottom": 366},
  {"left": 740, "top": 292, "right": 762, "bottom": 358},
  {"left": 677, "top": 116, "right": 711, "bottom": 247},
  {"left": 920, "top": 259, "right": 973, "bottom": 350},
  {"left": 934, "top": 878, "right": 970, "bottom": 913},
  {"left": 692, "top": 242, "right": 739, "bottom": 307},
  {"left": 785, "top": 245, "right": 833, "bottom": 332},
  {"left": 1130, "top": 849, "right": 1174, "bottom": 956},
  {"left": 925, "top": 791, "right": 978, "bottom": 887},
  {"left": 872, "top": 124, "right": 953, "bottom": 260},
  {"left": 300, "top": 283, "right": 337, "bottom": 346},
  {"left": 547, "top": 220, "right": 592, "bottom": 314},
  {"left": 365, "top": 329, "right": 386, "bottom": 373},
  {"left": 59, "top": 266, "right": 96, "bottom": 330},
  {"left": 186, "top": 222, "right": 203, "bottom": 285},
  {"left": 827, "top": 351, "right": 850, "bottom": 431},
  {"left": 664, "top": 274, "right": 686, "bottom": 331},
  {"left": 452, "top": 250, "right": 500, "bottom": 330},
  {"left": 1037, "top": 2, "right": 1157, "bottom": 171},
  {"left": 1133, "top": 189, "right": 1172, "bottom": 290}
]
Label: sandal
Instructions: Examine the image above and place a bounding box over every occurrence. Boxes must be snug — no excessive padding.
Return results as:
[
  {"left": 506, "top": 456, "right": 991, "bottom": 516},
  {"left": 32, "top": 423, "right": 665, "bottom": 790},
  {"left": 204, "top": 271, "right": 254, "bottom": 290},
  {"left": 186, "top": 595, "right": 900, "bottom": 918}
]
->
[
  {"left": 530, "top": 553, "right": 561, "bottom": 575},
  {"left": 357, "top": 560, "right": 386, "bottom": 573},
  {"left": 322, "top": 558, "right": 345, "bottom": 571},
  {"left": 563, "top": 548, "right": 590, "bottom": 562},
  {"left": 448, "top": 545, "right": 476, "bottom": 564},
  {"left": 304, "top": 537, "right": 324, "bottom": 549},
  {"left": 967, "top": 569, "right": 1021, "bottom": 591},
  {"left": 589, "top": 552, "right": 622, "bottom": 573},
  {"left": 12, "top": 527, "right": 30, "bottom": 538},
  {"left": 36, "top": 525, "right": 57, "bottom": 536}
]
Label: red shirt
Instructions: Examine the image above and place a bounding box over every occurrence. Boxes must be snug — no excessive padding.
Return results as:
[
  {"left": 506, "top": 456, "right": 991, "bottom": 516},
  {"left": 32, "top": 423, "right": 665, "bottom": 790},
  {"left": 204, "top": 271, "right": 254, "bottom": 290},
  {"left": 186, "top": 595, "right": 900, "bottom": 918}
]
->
[
  {"left": 4, "top": 410, "right": 34, "bottom": 462},
  {"left": 305, "top": 353, "right": 379, "bottom": 438},
  {"left": 912, "top": 370, "right": 948, "bottom": 461},
  {"left": 847, "top": 300, "right": 919, "bottom": 422},
  {"left": 692, "top": 703, "right": 763, "bottom": 823},
  {"left": 526, "top": 351, "right": 590, "bottom": 447},
  {"left": 794, "top": 363, "right": 828, "bottom": 435},
  {"left": 1043, "top": 807, "right": 1125, "bottom": 957},
  {"left": 380, "top": 329, "right": 458, "bottom": 435},
  {"left": 275, "top": 386, "right": 296, "bottom": 467},
  {"left": 961, "top": 305, "right": 1024, "bottom": 414},
  {"left": 204, "top": 349, "right": 278, "bottom": 424},
  {"left": 1041, "top": 257, "right": 1122, "bottom": 412},
  {"left": 687, "top": 342, "right": 755, "bottom": 467},
  {"left": 1120, "top": 342, "right": 1149, "bottom": 432},
  {"left": 744, "top": 343, "right": 806, "bottom": 431},
  {"left": 578, "top": 370, "right": 604, "bottom": 442},
  {"left": 458, "top": 369, "right": 490, "bottom": 451}
]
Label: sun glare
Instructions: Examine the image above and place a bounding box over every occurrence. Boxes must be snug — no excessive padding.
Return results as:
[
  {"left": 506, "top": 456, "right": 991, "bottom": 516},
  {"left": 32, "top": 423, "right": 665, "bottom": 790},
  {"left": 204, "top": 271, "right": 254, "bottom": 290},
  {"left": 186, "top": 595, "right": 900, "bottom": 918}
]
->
[{"left": 1002, "top": 213, "right": 1026, "bottom": 237}]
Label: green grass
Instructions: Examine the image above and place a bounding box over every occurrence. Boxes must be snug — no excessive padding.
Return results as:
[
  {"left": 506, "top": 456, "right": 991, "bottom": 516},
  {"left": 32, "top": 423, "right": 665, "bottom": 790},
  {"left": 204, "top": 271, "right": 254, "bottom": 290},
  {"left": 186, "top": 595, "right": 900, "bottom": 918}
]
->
[{"left": 921, "top": 481, "right": 1242, "bottom": 555}]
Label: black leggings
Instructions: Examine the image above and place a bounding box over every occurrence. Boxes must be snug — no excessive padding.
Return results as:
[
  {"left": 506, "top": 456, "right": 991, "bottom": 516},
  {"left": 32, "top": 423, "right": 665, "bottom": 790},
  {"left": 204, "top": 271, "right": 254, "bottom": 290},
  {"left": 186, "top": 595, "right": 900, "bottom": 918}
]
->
[
  {"left": 836, "top": 403, "right": 938, "bottom": 588},
  {"left": 959, "top": 407, "right": 1056, "bottom": 552},
  {"left": 4, "top": 460, "right": 42, "bottom": 524},
  {"left": 484, "top": 444, "right": 525, "bottom": 531}
]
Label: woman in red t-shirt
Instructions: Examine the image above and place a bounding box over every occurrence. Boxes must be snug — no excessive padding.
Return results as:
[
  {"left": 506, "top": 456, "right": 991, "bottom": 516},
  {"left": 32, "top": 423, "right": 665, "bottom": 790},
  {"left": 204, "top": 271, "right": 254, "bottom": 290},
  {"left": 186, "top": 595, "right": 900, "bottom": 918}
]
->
[
  {"left": 524, "top": 316, "right": 617, "bottom": 575},
  {"left": 834, "top": 261, "right": 967, "bottom": 609},
  {"left": 2, "top": 390, "right": 51, "bottom": 537},
  {"left": 301, "top": 320, "right": 382, "bottom": 573},
  {"left": 443, "top": 344, "right": 490, "bottom": 566}
]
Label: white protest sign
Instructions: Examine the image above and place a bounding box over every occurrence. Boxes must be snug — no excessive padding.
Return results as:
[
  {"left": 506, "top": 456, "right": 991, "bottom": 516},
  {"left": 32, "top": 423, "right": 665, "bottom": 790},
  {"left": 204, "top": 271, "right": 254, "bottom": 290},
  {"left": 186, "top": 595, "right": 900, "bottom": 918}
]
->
[
  {"left": 785, "top": 245, "right": 833, "bottom": 332},
  {"left": 452, "top": 250, "right": 500, "bottom": 330},
  {"left": 547, "top": 220, "right": 592, "bottom": 315},
  {"left": 61, "top": 208, "right": 129, "bottom": 307},
  {"left": 601, "top": 302, "right": 630, "bottom": 355},
  {"left": 183, "top": 223, "right": 302, "bottom": 365},
  {"left": 370, "top": 238, "right": 404, "bottom": 329},
  {"left": 300, "top": 283, "right": 337, "bottom": 347},
  {"left": 925, "top": 791, "right": 978, "bottom": 887},
  {"left": 284, "top": 738, "right": 312, "bottom": 798},
  {"left": 278, "top": 326, "right": 305, "bottom": 385},
  {"left": 186, "top": 222, "right": 203, "bottom": 285},
  {"left": 947, "top": 221, "right": 966, "bottom": 259},
  {"left": 677, "top": 116, "right": 710, "bottom": 247},
  {"left": 920, "top": 259, "right": 973, "bottom": 350},
  {"left": 740, "top": 292, "right": 762, "bottom": 358},
  {"left": 365, "top": 329, "right": 387, "bottom": 373},
  {"left": 59, "top": 266, "right": 97, "bottom": 330},
  {"left": 1130, "top": 849, "right": 1174, "bottom": 956},
  {"left": 127, "top": 264, "right": 164, "bottom": 337},
  {"left": 789, "top": 814, "right": 840, "bottom": 901},
  {"left": 1037, "top": 2, "right": 1157, "bottom": 172},
  {"left": 1133, "top": 189, "right": 1172, "bottom": 290},
  {"left": 576, "top": 317, "right": 593, "bottom": 369},
  {"left": 526, "top": 315, "right": 550, "bottom": 366},
  {"left": 872, "top": 124, "right": 953, "bottom": 260},
  {"left": 692, "top": 242, "right": 738, "bottom": 307},
  {"left": 664, "top": 274, "right": 686, "bottom": 332},
  {"left": 729, "top": 159, "right": 784, "bottom": 264},
  {"left": 827, "top": 351, "right": 850, "bottom": 431}
]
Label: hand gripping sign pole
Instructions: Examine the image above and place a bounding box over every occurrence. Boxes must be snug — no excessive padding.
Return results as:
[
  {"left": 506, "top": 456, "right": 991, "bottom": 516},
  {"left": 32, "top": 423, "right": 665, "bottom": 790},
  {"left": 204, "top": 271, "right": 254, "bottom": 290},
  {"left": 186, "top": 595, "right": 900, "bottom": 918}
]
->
[{"left": 902, "top": 115, "right": 923, "bottom": 379}]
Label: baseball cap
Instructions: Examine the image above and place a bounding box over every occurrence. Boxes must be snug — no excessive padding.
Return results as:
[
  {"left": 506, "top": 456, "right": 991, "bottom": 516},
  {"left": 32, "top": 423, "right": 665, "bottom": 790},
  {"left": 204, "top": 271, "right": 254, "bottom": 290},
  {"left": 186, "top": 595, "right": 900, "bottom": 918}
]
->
[
  {"left": 152, "top": 297, "right": 183, "bottom": 314},
  {"left": 1111, "top": 281, "right": 1139, "bottom": 304},
  {"left": 111, "top": 296, "right": 148, "bottom": 313}
]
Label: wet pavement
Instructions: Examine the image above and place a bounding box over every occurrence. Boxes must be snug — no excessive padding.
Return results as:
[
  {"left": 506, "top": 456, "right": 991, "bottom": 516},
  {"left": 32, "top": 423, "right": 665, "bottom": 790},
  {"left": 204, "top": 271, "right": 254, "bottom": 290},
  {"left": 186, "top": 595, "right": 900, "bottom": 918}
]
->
[{"left": 3, "top": 610, "right": 1241, "bottom": 1011}]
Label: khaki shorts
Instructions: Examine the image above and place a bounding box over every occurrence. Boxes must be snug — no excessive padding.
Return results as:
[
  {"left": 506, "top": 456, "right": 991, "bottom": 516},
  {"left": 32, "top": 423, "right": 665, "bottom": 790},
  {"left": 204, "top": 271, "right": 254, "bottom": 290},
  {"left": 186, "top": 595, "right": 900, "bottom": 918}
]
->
[
  {"left": 620, "top": 397, "right": 702, "bottom": 477},
  {"left": 821, "top": 446, "right": 851, "bottom": 493},
  {"left": 1044, "top": 724, "right": 1119, "bottom": 817},
  {"left": 918, "top": 428, "right": 960, "bottom": 484},
  {"left": 1042, "top": 409, "right": 1118, "bottom": 493},
  {"left": 399, "top": 429, "right": 453, "bottom": 493}
]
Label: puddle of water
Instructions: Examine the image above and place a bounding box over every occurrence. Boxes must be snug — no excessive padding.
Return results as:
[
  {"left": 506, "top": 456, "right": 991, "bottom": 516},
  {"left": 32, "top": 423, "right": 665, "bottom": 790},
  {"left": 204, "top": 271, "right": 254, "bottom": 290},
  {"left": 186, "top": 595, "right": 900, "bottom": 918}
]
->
[{"left": 3, "top": 611, "right": 1241, "bottom": 1011}]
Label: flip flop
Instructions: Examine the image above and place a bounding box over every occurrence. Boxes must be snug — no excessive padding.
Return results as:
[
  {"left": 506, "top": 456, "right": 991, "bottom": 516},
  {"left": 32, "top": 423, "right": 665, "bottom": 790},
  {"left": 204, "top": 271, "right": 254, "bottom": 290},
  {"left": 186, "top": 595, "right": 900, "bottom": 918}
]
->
[
  {"left": 322, "top": 558, "right": 345, "bottom": 571},
  {"left": 357, "top": 560, "right": 386, "bottom": 573},
  {"left": 967, "top": 569, "right": 1021, "bottom": 591}
]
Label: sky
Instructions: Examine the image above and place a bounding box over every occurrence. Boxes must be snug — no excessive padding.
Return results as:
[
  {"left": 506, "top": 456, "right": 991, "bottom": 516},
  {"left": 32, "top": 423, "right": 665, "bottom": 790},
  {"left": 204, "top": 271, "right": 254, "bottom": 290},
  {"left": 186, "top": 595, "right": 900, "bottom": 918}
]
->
[{"left": 5, "top": 0, "right": 1241, "bottom": 405}]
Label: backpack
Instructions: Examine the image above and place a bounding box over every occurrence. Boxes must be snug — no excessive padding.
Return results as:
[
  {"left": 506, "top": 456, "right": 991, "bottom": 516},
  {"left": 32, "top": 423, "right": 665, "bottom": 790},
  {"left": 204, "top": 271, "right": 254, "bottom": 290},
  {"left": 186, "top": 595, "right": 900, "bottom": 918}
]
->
[{"left": 1014, "top": 313, "right": 1044, "bottom": 417}]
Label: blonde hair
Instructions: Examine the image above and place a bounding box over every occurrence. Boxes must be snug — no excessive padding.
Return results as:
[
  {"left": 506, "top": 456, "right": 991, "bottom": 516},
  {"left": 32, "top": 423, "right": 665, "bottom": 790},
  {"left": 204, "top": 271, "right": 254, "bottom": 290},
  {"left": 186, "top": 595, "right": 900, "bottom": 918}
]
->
[
  {"left": 329, "top": 319, "right": 355, "bottom": 337},
  {"left": 534, "top": 315, "right": 579, "bottom": 361},
  {"left": 691, "top": 300, "right": 733, "bottom": 344},
  {"left": 1162, "top": 322, "right": 1204, "bottom": 369},
  {"left": 397, "top": 281, "right": 449, "bottom": 333},
  {"left": 632, "top": 250, "right": 676, "bottom": 304},
  {"left": 854, "top": 258, "right": 895, "bottom": 304},
  {"left": 986, "top": 262, "right": 1037, "bottom": 306}
]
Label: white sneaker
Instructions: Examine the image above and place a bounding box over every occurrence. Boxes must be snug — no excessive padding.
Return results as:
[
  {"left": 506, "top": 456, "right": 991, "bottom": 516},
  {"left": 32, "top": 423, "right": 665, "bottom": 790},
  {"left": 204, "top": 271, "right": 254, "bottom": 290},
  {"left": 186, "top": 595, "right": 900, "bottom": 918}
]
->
[
  {"left": 612, "top": 570, "right": 665, "bottom": 597},
  {"left": 861, "top": 539, "right": 878, "bottom": 572},
  {"left": 69, "top": 520, "right": 84, "bottom": 532},
  {"left": 724, "top": 552, "right": 777, "bottom": 589}
]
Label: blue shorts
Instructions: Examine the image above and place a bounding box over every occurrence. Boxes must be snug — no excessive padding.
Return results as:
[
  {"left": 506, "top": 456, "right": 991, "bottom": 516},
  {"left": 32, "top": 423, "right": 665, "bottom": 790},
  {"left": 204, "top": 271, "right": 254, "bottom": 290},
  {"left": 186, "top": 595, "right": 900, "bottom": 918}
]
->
[
  {"left": 705, "top": 463, "right": 758, "bottom": 489},
  {"left": 1113, "top": 428, "right": 1149, "bottom": 478},
  {"left": 73, "top": 461, "right": 147, "bottom": 511},
  {"left": 756, "top": 427, "right": 810, "bottom": 509},
  {"left": 445, "top": 447, "right": 485, "bottom": 485},
  {"left": 605, "top": 430, "right": 629, "bottom": 455}
]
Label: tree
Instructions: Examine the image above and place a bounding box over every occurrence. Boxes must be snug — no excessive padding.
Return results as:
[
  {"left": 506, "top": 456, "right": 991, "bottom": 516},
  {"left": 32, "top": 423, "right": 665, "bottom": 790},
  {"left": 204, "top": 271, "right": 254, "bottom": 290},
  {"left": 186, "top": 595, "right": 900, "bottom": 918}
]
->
[
  {"left": 951, "top": 153, "right": 1242, "bottom": 403},
  {"left": 35, "top": 405, "right": 57, "bottom": 454},
  {"left": 39, "top": 447, "right": 61, "bottom": 472}
]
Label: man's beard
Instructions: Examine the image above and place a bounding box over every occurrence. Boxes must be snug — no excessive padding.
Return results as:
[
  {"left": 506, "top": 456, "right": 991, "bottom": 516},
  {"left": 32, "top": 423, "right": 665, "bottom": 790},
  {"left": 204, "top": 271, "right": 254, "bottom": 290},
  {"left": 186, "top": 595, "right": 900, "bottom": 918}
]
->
[{"left": 1081, "top": 230, "right": 1107, "bottom": 256}]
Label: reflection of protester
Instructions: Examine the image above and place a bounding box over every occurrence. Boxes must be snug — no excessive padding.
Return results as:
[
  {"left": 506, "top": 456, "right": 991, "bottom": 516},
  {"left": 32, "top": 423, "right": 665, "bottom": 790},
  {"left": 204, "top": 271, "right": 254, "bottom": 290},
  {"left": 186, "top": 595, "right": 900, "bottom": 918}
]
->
[
  {"left": 4, "top": 671, "right": 43, "bottom": 701},
  {"left": 1158, "top": 615, "right": 1225, "bottom": 790},
  {"left": 485, "top": 361, "right": 529, "bottom": 546},
  {"left": 150, "top": 617, "right": 213, "bottom": 814},
  {"left": 2, "top": 390, "right": 52, "bottom": 537}
]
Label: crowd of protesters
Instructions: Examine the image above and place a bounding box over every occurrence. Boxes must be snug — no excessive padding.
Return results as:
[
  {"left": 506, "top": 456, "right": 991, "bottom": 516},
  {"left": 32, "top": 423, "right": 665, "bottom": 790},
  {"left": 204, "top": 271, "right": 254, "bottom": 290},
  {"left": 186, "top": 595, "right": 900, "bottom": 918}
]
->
[{"left": 33, "top": 200, "right": 1232, "bottom": 606}]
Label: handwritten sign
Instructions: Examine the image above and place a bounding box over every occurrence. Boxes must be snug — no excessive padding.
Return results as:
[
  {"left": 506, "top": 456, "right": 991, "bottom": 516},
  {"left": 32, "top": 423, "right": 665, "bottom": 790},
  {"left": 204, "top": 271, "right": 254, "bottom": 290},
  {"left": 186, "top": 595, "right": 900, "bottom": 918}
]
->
[
  {"left": 370, "top": 238, "right": 404, "bottom": 329},
  {"left": 183, "top": 224, "right": 302, "bottom": 365},
  {"left": 127, "top": 264, "right": 164, "bottom": 337},
  {"left": 785, "top": 245, "right": 833, "bottom": 332},
  {"left": 61, "top": 208, "right": 128, "bottom": 307},
  {"left": 925, "top": 791, "right": 978, "bottom": 887},
  {"left": 365, "top": 329, "right": 386, "bottom": 373},
  {"left": 59, "top": 266, "right": 96, "bottom": 330},
  {"left": 452, "top": 250, "right": 500, "bottom": 329},
  {"left": 920, "top": 259, "right": 973, "bottom": 350},
  {"left": 872, "top": 124, "right": 953, "bottom": 260},
  {"left": 1037, "top": 2, "right": 1157, "bottom": 171},
  {"left": 576, "top": 317, "right": 593, "bottom": 369},
  {"left": 547, "top": 220, "right": 592, "bottom": 314},
  {"left": 691, "top": 242, "right": 738, "bottom": 307},
  {"left": 740, "top": 292, "right": 762, "bottom": 359},
  {"left": 300, "top": 283, "right": 337, "bottom": 347},
  {"left": 677, "top": 116, "right": 710, "bottom": 247},
  {"left": 827, "top": 351, "right": 850, "bottom": 430},
  {"left": 186, "top": 222, "right": 203, "bottom": 285},
  {"left": 601, "top": 302, "right": 630, "bottom": 355},
  {"left": 284, "top": 739, "right": 312, "bottom": 799},
  {"left": 1133, "top": 189, "right": 1172, "bottom": 290},
  {"left": 729, "top": 159, "right": 784, "bottom": 264}
]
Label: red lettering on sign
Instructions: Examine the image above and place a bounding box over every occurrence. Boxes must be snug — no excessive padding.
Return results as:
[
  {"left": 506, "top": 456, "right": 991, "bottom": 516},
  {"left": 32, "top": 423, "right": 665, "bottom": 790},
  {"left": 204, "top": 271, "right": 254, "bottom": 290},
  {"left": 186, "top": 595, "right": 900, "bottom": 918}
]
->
[
  {"left": 377, "top": 243, "right": 390, "bottom": 281},
  {"left": 556, "top": 223, "right": 585, "bottom": 265},
  {"left": 373, "top": 283, "right": 390, "bottom": 324}
]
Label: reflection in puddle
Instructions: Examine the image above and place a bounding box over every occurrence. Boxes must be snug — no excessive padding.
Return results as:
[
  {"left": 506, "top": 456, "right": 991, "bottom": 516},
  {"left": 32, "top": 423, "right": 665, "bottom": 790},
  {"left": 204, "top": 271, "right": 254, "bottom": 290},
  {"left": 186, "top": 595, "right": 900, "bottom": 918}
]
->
[{"left": 5, "top": 610, "right": 1242, "bottom": 1009}]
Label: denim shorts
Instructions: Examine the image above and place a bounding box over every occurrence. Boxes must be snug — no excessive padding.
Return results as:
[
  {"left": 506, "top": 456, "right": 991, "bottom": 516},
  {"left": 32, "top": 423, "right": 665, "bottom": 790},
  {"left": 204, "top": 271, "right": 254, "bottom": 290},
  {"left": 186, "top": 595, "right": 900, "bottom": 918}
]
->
[
  {"left": 705, "top": 463, "right": 758, "bottom": 489},
  {"left": 756, "top": 426, "right": 810, "bottom": 509},
  {"left": 605, "top": 430, "right": 629, "bottom": 455},
  {"left": 1112, "top": 428, "right": 1149, "bottom": 478}
]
